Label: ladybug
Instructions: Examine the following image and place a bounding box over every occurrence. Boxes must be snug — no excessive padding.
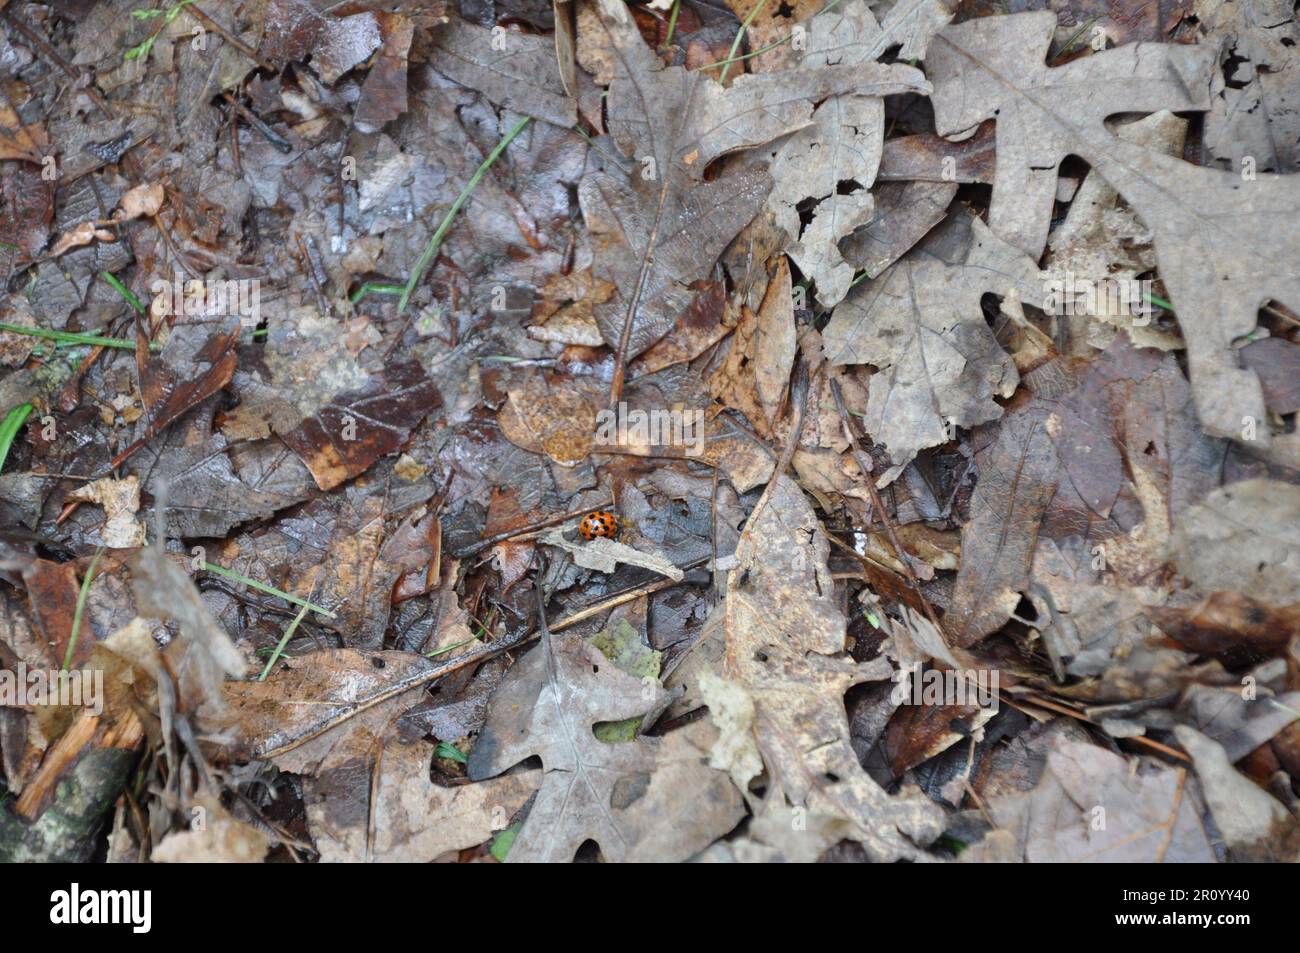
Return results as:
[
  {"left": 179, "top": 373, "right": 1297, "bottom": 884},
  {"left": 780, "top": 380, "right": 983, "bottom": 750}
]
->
[{"left": 579, "top": 510, "right": 619, "bottom": 541}]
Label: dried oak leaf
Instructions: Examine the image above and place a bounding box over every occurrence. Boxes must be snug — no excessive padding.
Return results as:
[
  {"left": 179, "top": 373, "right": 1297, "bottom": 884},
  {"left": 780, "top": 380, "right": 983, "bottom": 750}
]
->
[
  {"left": 948, "top": 406, "right": 1059, "bottom": 647},
  {"left": 581, "top": 0, "right": 928, "bottom": 359},
  {"left": 709, "top": 258, "right": 795, "bottom": 434},
  {"left": 1168, "top": 478, "right": 1300, "bottom": 605},
  {"left": 1043, "top": 111, "right": 1187, "bottom": 355},
  {"left": 765, "top": 0, "right": 892, "bottom": 306},
  {"left": 308, "top": 734, "right": 541, "bottom": 862},
  {"left": 1198, "top": 0, "right": 1300, "bottom": 174},
  {"left": 930, "top": 12, "right": 1300, "bottom": 453},
  {"left": 823, "top": 216, "right": 1042, "bottom": 485},
  {"left": 928, "top": 11, "right": 1215, "bottom": 258},
  {"left": 540, "top": 527, "right": 683, "bottom": 581},
  {"left": 211, "top": 649, "right": 440, "bottom": 761},
  {"left": 152, "top": 794, "right": 268, "bottom": 863},
  {"left": 468, "top": 632, "right": 743, "bottom": 862},
  {"left": 983, "top": 737, "right": 1216, "bottom": 861},
  {"left": 719, "top": 475, "right": 944, "bottom": 861},
  {"left": 870, "top": 0, "right": 956, "bottom": 60}
]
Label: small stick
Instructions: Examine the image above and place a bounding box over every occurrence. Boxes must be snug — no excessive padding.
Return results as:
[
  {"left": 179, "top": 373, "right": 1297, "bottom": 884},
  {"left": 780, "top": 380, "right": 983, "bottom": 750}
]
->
[
  {"left": 830, "top": 378, "right": 946, "bottom": 637},
  {"left": 738, "top": 362, "right": 809, "bottom": 536},
  {"left": 457, "top": 496, "right": 614, "bottom": 557},
  {"left": 189, "top": 5, "right": 275, "bottom": 71},
  {"left": 222, "top": 93, "right": 293, "bottom": 154},
  {"left": 2, "top": 11, "right": 115, "bottom": 119}
]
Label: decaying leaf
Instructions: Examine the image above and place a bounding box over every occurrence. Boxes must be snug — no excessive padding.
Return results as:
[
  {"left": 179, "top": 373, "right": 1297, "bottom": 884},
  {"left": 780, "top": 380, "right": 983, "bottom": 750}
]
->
[
  {"left": 983, "top": 737, "right": 1216, "bottom": 862},
  {"left": 431, "top": 19, "right": 575, "bottom": 129},
  {"left": 232, "top": 308, "right": 440, "bottom": 490},
  {"left": 928, "top": 11, "right": 1215, "bottom": 258},
  {"left": 765, "top": 0, "right": 889, "bottom": 306},
  {"left": 824, "top": 217, "right": 1041, "bottom": 484},
  {"left": 152, "top": 794, "right": 269, "bottom": 863},
  {"left": 468, "top": 631, "right": 743, "bottom": 861},
  {"left": 129, "top": 545, "right": 247, "bottom": 713},
  {"left": 1175, "top": 725, "right": 1300, "bottom": 861},
  {"left": 948, "top": 407, "right": 1059, "bottom": 646},
  {"left": 581, "top": 0, "right": 928, "bottom": 360},
  {"left": 929, "top": 12, "right": 1300, "bottom": 453},
  {"left": 67, "top": 476, "right": 146, "bottom": 549},
  {"left": 1169, "top": 479, "right": 1300, "bottom": 604},
  {"left": 211, "top": 649, "right": 442, "bottom": 761},
  {"left": 541, "top": 527, "right": 683, "bottom": 581},
  {"left": 718, "top": 476, "right": 944, "bottom": 860},
  {"left": 303, "top": 706, "right": 540, "bottom": 862}
]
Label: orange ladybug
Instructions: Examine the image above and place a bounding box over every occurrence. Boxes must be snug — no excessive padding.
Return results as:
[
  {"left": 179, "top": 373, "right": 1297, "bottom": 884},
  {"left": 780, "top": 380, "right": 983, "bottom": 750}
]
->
[{"left": 579, "top": 510, "right": 619, "bottom": 541}]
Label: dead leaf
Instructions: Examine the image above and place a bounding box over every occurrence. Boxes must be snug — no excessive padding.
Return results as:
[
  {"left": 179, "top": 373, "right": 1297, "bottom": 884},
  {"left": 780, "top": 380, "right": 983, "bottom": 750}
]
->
[
  {"left": 541, "top": 527, "right": 683, "bottom": 581},
  {"left": 765, "top": 0, "right": 889, "bottom": 306},
  {"left": 115, "top": 182, "right": 165, "bottom": 221},
  {"left": 930, "top": 13, "right": 1300, "bottom": 453},
  {"left": 948, "top": 406, "right": 1059, "bottom": 646},
  {"left": 581, "top": 0, "right": 928, "bottom": 360},
  {"left": 824, "top": 217, "right": 1041, "bottom": 484},
  {"left": 984, "top": 737, "right": 1216, "bottom": 861},
  {"left": 129, "top": 546, "right": 246, "bottom": 714},
  {"left": 431, "top": 19, "right": 577, "bottom": 129},
  {"left": 211, "top": 649, "right": 441, "bottom": 761},
  {"left": 928, "top": 11, "right": 1215, "bottom": 258},
  {"left": 719, "top": 475, "right": 945, "bottom": 860},
  {"left": 468, "top": 632, "right": 743, "bottom": 861},
  {"left": 68, "top": 476, "right": 147, "bottom": 548},
  {"left": 152, "top": 794, "right": 269, "bottom": 863},
  {"left": 1169, "top": 479, "right": 1300, "bottom": 604},
  {"left": 1175, "top": 725, "right": 1300, "bottom": 861}
]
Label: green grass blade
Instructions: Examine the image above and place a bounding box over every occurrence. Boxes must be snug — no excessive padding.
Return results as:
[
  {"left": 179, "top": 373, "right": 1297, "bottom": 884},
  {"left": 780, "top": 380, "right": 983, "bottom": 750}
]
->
[
  {"left": 0, "top": 321, "right": 157, "bottom": 351},
  {"left": 64, "top": 546, "right": 106, "bottom": 672},
  {"left": 398, "top": 116, "right": 532, "bottom": 314},
  {"left": 258, "top": 601, "right": 311, "bottom": 681},
  {"left": 102, "top": 272, "right": 147, "bottom": 314},
  {"left": 0, "top": 403, "right": 33, "bottom": 473},
  {"left": 201, "top": 561, "right": 336, "bottom": 618}
]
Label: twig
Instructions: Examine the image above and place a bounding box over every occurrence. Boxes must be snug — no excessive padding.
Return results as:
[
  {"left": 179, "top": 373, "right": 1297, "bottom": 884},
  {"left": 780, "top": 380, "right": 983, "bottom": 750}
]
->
[
  {"left": 458, "top": 496, "right": 614, "bottom": 558},
  {"left": 222, "top": 93, "right": 293, "bottom": 153},
  {"left": 1, "top": 11, "right": 115, "bottom": 119},
  {"left": 189, "top": 5, "right": 274, "bottom": 71},
  {"left": 830, "top": 378, "right": 946, "bottom": 637}
]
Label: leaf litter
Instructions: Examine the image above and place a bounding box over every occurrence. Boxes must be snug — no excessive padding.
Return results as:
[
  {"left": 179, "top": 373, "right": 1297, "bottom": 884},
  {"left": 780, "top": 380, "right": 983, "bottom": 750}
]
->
[{"left": 0, "top": 0, "right": 1297, "bottom": 866}]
